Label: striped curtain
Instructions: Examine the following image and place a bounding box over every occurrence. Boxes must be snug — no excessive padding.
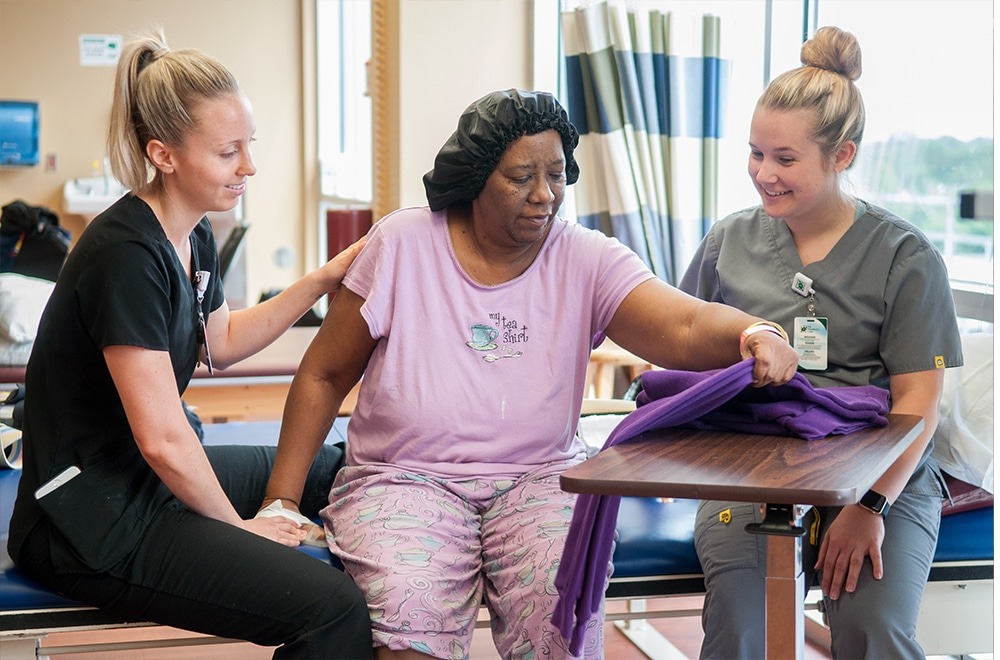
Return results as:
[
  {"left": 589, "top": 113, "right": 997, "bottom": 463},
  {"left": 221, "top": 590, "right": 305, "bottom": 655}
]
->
[{"left": 562, "top": 2, "right": 730, "bottom": 284}]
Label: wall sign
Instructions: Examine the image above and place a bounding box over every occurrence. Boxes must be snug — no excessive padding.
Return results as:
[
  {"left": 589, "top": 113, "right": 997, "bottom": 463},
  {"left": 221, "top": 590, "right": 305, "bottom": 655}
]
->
[{"left": 79, "top": 34, "right": 122, "bottom": 67}]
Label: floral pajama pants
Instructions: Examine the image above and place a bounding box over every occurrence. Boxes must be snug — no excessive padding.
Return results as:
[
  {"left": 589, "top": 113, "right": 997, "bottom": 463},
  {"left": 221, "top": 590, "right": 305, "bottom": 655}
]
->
[{"left": 321, "top": 460, "right": 606, "bottom": 659}]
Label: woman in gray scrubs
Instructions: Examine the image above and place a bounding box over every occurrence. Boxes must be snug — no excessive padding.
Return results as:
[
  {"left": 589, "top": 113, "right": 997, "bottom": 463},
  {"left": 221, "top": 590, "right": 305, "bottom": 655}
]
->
[{"left": 680, "top": 26, "right": 963, "bottom": 659}]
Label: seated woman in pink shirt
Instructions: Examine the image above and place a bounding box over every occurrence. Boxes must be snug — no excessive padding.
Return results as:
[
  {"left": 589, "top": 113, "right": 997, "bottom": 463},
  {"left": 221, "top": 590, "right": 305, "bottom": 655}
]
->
[{"left": 262, "top": 89, "right": 799, "bottom": 660}]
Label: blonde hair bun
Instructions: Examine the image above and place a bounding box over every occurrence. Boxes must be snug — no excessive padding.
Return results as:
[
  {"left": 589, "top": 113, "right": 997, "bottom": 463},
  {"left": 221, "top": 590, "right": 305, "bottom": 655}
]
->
[{"left": 801, "top": 26, "right": 862, "bottom": 82}]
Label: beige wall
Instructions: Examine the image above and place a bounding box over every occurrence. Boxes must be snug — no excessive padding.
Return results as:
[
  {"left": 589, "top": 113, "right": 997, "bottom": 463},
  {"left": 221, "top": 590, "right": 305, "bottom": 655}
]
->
[
  {"left": 0, "top": 0, "right": 304, "bottom": 301},
  {"left": 0, "top": 0, "right": 537, "bottom": 302},
  {"left": 395, "top": 0, "right": 534, "bottom": 207}
]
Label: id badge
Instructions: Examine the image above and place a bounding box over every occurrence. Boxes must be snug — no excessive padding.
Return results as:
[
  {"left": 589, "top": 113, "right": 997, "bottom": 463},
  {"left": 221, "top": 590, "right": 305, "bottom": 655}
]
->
[{"left": 794, "top": 316, "right": 828, "bottom": 370}]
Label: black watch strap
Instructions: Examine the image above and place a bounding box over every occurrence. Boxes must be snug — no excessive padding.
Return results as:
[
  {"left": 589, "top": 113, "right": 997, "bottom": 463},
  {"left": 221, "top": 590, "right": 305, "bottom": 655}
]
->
[{"left": 858, "top": 489, "right": 890, "bottom": 518}]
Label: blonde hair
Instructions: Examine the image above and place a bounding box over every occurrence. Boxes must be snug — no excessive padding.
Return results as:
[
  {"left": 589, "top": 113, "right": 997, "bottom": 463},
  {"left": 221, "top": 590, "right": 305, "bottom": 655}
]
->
[
  {"left": 758, "top": 26, "right": 865, "bottom": 166},
  {"left": 106, "top": 27, "right": 241, "bottom": 192}
]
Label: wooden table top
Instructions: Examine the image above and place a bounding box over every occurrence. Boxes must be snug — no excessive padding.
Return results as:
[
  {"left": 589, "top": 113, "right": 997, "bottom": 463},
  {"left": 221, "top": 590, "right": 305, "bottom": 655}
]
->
[
  {"left": 1, "top": 326, "right": 321, "bottom": 384},
  {"left": 560, "top": 413, "right": 924, "bottom": 507}
]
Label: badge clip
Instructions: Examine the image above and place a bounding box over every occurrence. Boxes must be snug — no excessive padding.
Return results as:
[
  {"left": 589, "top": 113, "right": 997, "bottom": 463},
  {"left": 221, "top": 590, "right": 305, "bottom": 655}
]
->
[{"left": 791, "top": 272, "right": 814, "bottom": 298}]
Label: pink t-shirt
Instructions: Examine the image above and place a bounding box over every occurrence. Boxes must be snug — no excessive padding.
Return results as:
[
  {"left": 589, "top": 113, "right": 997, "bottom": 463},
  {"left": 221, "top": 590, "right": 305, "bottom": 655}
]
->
[{"left": 343, "top": 206, "right": 654, "bottom": 478}]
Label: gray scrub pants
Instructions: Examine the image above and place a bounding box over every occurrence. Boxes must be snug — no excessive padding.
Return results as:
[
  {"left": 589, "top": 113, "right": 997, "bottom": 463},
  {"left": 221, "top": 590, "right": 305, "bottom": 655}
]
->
[{"left": 694, "top": 460, "right": 943, "bottom": 659}]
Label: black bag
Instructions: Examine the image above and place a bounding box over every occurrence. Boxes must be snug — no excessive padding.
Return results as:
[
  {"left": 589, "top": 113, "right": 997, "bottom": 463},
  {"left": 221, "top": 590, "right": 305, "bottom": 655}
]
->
[
  {"left": 0, "top": 199, "right": 71, "bottom": 282},
  {"left": 2, "top": 384, "right": 25, "bottom": 429}
]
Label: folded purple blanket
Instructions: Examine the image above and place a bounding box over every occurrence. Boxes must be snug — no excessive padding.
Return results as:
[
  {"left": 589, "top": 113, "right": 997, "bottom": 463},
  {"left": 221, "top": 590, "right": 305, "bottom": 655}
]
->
[{"left": 553, "top": 359, "right": 889, "bottom": 654}]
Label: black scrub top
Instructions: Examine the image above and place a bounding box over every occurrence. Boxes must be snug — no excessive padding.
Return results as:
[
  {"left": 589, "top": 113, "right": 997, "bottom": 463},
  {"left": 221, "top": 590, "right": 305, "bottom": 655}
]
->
[{"left": 8, "top": 194, "right": 224, "bottom": 573}]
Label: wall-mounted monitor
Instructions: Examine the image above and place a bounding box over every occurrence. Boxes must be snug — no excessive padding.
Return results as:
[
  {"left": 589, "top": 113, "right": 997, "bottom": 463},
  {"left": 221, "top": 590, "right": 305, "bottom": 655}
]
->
[{"left": 0, "top": 100, "right": 40, "bottom": 168}]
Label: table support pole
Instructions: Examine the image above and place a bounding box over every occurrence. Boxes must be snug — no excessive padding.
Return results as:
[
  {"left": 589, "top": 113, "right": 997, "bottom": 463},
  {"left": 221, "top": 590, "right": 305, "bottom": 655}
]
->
[{"left": 747, "top": 503, "right": 806, "bottom": 660}]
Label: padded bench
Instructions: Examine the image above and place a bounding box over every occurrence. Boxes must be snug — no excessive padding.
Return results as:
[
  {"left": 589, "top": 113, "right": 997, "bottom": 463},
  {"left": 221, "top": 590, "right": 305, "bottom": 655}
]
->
[
  {"left": 0, "top": 419, "right": 350, "bottom": 659},
  {"left": 1, "top": 419, "right": 994, "bottom": 659}
]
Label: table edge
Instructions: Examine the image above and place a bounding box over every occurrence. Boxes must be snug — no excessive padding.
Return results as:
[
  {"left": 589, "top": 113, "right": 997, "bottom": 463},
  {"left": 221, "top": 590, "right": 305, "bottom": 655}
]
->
[{"left": 561, "top": 414, "right": 925, "bottom": 507}]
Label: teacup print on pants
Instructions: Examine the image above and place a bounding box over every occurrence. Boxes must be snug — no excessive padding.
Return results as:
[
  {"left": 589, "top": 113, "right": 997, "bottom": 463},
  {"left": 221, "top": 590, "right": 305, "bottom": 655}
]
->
[{"left": 466, "top": 323, "right": 499, "bottom": 351}]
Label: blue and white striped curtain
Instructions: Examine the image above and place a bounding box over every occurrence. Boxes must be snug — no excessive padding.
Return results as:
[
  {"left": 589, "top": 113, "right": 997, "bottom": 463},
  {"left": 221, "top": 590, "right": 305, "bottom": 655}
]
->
[{"left": 562, "top": 2, "right": 730, "bottom": 284}]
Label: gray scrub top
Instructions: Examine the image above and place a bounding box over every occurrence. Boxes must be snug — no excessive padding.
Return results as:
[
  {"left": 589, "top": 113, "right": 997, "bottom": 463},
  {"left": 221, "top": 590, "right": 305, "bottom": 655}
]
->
[{"left": 680, "top": 200, "right": 963, "bottom": 390}]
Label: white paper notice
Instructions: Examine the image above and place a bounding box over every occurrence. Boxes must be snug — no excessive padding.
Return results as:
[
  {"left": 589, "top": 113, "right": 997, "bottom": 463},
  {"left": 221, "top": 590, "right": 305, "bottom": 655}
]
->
[{"left": 79, "top": 34, "right": 123, "bottom": 66}]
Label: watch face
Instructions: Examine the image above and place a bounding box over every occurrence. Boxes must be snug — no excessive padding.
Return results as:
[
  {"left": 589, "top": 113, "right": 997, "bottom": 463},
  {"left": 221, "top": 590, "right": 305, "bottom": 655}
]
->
[{"left": 860, "top": 489, "right": 887, "bottom": 514}]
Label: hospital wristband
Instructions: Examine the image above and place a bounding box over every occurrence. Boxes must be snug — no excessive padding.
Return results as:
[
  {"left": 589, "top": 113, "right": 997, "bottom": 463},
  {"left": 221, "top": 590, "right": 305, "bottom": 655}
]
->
[
  {"left": 262, "top": 496, "right": 300, "bottom": 509},
  {"left": 739, "top": 321, "right": 789, "bottom": 359}
]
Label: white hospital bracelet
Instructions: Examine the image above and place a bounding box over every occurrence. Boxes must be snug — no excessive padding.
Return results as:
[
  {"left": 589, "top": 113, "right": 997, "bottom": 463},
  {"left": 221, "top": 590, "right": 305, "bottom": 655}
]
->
[{"left": 739, "top": 321, "right": 789, "bottom": 359}]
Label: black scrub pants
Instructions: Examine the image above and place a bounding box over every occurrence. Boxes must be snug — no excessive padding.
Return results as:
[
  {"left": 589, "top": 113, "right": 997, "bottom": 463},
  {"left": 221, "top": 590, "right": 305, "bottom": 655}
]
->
[{"left": 17, "top": 445, "right": 373, "bottom": 660}]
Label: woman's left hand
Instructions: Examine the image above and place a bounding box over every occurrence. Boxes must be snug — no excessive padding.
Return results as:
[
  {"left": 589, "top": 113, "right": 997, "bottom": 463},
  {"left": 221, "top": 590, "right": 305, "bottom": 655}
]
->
[
  {"left": 815, "top": 505, "right": 885, "bottom": 600},
  {"left": 255, "top": 499, "right": 328, "bottom": 547},
  {"left": 317, "top": 236, "right": 366, "bottom": 295},
  {"left": 244, "top": 516, "right": 308, "bottom": 547}
]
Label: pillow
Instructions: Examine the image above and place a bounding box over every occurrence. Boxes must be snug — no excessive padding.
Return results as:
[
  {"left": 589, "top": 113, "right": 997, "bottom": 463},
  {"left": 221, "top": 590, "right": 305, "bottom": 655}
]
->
[
  {"left": 0, "top": 272, "right": 55, "bottom": 342},
  {"left": 932, "top": 332, "right": 994, "bottom": 493},
  {"left": 576, "top": 413, "right": 630, "bottom": 456},
  {"left": 0, "top": 337, "right": 33, "bottom": 366}
]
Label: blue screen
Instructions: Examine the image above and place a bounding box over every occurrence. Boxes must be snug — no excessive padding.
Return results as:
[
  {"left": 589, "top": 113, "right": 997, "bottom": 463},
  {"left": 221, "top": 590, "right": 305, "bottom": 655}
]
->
[{"left": 0, "top": 101, "right": 40, "bottom": 167}]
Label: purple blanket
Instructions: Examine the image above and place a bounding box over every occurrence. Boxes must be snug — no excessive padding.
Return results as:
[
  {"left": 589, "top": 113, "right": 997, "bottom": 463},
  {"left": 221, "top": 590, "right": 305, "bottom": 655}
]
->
[{"left": 552, "top": 359, "right": 889, "bottom": 654}]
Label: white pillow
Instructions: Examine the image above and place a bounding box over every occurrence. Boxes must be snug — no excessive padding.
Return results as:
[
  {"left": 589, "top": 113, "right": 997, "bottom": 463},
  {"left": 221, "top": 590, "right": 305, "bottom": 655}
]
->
[
  {"left": 577, "top": 413, "right": 629, "bottom": 453},
  {"left": 0, "top": 337, "right": 33, "bottom": 365},
  {"left": 0, "top": 273, "right": 55, "bottom": 342},
  {"left": 932, "top": 332, "right": 994, "bottom": 493}
]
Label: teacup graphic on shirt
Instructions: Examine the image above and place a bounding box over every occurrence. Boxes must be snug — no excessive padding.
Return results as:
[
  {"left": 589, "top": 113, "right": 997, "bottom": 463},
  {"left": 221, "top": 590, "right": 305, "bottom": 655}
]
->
[{"left": 466, "top": 323, "right": 499, "bottom": 351}]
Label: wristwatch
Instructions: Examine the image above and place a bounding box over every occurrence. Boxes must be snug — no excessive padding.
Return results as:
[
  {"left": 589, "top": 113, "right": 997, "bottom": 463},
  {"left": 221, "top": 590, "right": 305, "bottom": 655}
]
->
[{"left": 858, "top": 489, "right": 890, "bottom": 518}]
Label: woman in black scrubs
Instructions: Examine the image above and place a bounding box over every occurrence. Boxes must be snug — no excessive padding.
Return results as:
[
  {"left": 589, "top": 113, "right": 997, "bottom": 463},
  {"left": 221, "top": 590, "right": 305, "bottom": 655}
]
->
[{"left": 7, "top": 27, "right": 372, "bottom": 659}]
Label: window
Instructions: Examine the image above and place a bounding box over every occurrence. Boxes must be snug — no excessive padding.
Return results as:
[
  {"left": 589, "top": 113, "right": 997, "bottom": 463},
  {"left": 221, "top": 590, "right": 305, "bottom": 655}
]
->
[
  {"left": 817, "top": 0, "right": 994, "bottom": 288},
  {"left": 315, "top": 1, "right": 993, "bottom": 290},
  {"left": 316, "top": 0, "right": 372, "bottom": 205},
  {"left": 553, "top": 0, "right": 993, "bottom": 289}
]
